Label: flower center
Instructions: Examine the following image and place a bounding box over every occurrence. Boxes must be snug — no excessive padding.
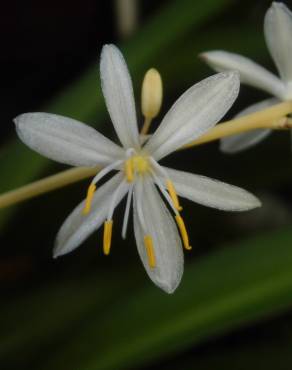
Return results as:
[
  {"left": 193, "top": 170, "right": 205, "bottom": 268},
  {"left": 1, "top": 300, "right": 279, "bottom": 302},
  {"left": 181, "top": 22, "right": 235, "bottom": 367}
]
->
[
  {"left": 124, "top": 155, "right": 150, "bottom": 182},
  {"left": 82, "top": 151, "right": 192, "bottom": 268}
]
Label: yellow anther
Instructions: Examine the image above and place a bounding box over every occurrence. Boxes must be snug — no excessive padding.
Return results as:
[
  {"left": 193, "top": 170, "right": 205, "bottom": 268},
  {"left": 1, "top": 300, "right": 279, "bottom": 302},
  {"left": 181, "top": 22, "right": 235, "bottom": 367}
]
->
[
  {"left": 83, "top": 183, "right": 96, "bottom": 215},
  {"left": 125, "top": 159, "right": 134, "bottom": 182},
  {"left": 141, "top": 68, "right": 163, "bottom": 120},
  {"left": 103, "top": 220, "right": 113, "bottom": 255},
  {"left": 141, "top": 68, "right": 163, "bottom": 135},
  {"left": 144, "top": 235, "right": 156, "bottom": 268},
  {"left": 166, "top": 180, "right": 183, "bottom": 211},
  {"left": 175, "top": 215, "right": 192, "bottom": 250}
]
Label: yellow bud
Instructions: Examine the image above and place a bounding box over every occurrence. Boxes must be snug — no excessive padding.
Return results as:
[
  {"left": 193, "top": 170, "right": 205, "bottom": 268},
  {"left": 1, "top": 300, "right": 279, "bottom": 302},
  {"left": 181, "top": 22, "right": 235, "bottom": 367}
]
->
[{"left": 141, "top": 68, "right": 163, "bottom": 119}]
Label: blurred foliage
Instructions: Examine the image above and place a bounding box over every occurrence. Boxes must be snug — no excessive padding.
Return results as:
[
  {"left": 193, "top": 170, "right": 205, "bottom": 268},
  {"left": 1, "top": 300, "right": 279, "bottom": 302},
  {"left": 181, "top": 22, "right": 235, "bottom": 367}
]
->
[{"left": 1, "top": 0, "right": 292, "bottom": 370}]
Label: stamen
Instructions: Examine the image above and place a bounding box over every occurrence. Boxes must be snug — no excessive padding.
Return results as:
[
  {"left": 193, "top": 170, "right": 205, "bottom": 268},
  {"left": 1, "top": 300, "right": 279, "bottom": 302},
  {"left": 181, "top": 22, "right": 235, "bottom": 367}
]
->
[
  {"left": 91, "top": 159, "right": 123, "bottom": 186},
  {"left": 103, "top": 220, "right": 113, "bottom": 255},
  {"left": 82, "top": 159, "right": 123, "bottom": 216},
  {"left": 83, "top": 183, "right": 96, "bottom": 215},
  {"left": 124, "top": 158, "right": 134, "bottom": 182},
  {"left": 122, "top": 184, "right": 134, "bottom": 239},
  {"left": 149, "top": 157, "right": 182, "bottom": 212},
  {"left": 166, "top": 180, "right": 183, "bottom": 211},
  {"left": 144, "top": 235, "right": 156, "bottom": 268},
  {"left": 175, "top": 215, "right": 192, "bottom": 250},
  {"left": 151, "top": 171, "right": 178, "bottom": 215},
  {"left": 107, "top": 180, "right": 128, "bottom": 221},
  {"left": 135, "top": 180, "right": 147, "bottom": 231}
]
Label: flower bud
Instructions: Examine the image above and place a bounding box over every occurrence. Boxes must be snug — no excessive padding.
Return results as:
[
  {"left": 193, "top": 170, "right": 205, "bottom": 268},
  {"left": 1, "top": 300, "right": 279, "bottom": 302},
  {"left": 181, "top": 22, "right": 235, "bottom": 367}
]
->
[{"left": 141, "top": 68, "right": 163, "bottom": 119}]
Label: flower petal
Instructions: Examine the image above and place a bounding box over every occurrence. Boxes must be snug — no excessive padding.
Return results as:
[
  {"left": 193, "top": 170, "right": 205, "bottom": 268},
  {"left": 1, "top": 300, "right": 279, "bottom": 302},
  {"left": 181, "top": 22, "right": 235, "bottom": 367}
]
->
[
  {"left": 54, "top": 173, "right": 128, "bottom": 257},
  {"left": 163, "top": 167, "right": 261, "bottom": 211},
  {"left": 220, "top": 98, "right": 278, "bottom": 153},
  {"left": 133, "top": 177, "right": 183, "bottom": 294},
  {"left": 200, "top": 50, "right": 285, "bottom": 98},
  {"left": 143, "top": 72, "right": 240, "bottom": 160},
  {"left": 14, "top": 113, "right": 124, "bottom": 167},
  {"left": 221, "top": 129, "right": 271, "bottom": 154},
  {"left": 264, "top": 2, "right": 292, "bottom": 84},
  {"left": 100, "top": 44, "right": 140, "bottom": 148}
]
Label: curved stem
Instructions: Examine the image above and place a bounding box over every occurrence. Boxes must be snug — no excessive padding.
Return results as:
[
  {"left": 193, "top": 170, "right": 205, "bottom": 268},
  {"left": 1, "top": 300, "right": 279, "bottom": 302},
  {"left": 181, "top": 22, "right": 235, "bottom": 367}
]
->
[
  {"left": 1, "top": 100, "right": 292, "bottom": 210},
  {"left": 184, "top": 100, "right": 292, "bottom": 148},
  {"left": 0, "top": 167, "right": 98, "bottom": 209}
]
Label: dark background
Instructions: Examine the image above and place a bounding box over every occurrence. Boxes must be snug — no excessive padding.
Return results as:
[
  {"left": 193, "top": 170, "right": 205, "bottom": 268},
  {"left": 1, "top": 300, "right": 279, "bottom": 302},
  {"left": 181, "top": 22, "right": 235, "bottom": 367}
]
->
[{"left": 1, "top": 1, "right": 292, "bottom": 369}]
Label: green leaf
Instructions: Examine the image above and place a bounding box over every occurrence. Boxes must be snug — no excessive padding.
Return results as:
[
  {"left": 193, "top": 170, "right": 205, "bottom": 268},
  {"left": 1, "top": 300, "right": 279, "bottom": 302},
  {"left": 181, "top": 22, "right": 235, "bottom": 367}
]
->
[
  {"left": 0, "top": 268, "right": 143, "bottom": 366},
  {"left": 39, "top": 227, "right": 292, "bottom": 370}
]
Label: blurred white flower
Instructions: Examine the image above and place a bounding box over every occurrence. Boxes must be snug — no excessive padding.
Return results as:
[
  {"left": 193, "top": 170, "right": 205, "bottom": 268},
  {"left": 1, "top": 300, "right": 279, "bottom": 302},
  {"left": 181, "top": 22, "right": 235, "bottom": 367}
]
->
[
  {"left": 201, "top": 2, "right": 292, "bottom": 153},
  {"left": 14, "top": 44, "right": 260, "bottom": 293}
]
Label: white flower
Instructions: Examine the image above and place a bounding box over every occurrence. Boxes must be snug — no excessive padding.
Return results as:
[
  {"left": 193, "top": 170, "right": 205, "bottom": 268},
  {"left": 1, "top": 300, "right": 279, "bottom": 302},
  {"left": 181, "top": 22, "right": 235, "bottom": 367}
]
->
[
  {"left": 14, "top": 44, "right": 260, "bottom": 293},
  {"left": 201, "top": 2, "right": 292, "bottom": 153}
]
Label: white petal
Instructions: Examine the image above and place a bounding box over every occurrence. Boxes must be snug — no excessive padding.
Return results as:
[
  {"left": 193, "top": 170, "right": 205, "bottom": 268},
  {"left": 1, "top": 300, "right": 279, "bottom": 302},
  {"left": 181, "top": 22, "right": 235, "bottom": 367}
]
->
[
  {"left": 14, "top": 113, "right": 124, "bottom": 167},
  {"left": 143, "top": 72, "right": 240, "bottom": 160},
  {"left": 163, "top": 167, "right": 261, "bottom": 211},
  {"left": 200, "top": 50, "right": 285, "bottom": 98},
  {"left": 220, "top": 98, "right": 278, "bottom": 153},
  {"left": 54, "top": 173, "right": 128, "bottom": 257},
  {"left": 221, "top": 129, "right": 271, "bottom": 154},
  {"left": 264, "top": 2, "right": 292, "bottom": 84},
  {"left": 133, "top": 177, "right": 183, "bottom": 293},
  {"left": 100, "top": 44, "right": 140, "bottom": 149}
]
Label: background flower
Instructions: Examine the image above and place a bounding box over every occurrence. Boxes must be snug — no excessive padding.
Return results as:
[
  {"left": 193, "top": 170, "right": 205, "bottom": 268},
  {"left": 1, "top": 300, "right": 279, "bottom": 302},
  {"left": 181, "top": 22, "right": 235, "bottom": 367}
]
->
[{"left": 201, "top": 2, "right": 292, "bottom": 153}]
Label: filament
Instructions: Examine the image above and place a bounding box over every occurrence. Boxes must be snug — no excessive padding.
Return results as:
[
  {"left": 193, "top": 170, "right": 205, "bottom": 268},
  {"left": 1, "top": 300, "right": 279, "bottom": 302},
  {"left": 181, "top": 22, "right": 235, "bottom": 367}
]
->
[
  {"left": 150, "top": 171, "right": 178, "bottom": 215},
  {"left": 107, "top": 180, "right": 127, "bottom": 221},
  {"left": 134, "top": 179, "right": 147, "bottom": 232},
  {"left": 91, "top": 159, "right": 123, "bottom": 186},
  {"left": 122, "top": 184, "right": 134, "bottom": 239},
  {"left": 166, "top": 180, "right": 182, "bottom": 211},
  {"left": 149, "top": 157, "right": 182, "bottom": 211}
]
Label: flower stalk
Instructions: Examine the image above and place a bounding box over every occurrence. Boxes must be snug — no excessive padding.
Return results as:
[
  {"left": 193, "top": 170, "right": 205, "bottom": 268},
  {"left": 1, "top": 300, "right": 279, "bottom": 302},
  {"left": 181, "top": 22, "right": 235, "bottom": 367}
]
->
[
  {"left": 184, "top": 100, "right": 292, "bottom": 148},
  {"left": 0, "top": 166, "right": 98, "bottom": 209},
  {"left": 1, "top": 99, "right": 291, "bottom": 210}
]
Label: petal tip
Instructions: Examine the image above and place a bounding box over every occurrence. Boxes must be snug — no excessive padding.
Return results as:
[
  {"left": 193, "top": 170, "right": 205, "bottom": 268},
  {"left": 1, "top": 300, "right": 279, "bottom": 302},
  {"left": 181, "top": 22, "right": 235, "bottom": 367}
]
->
[
  {"left": 266, "top": 1, "right": 290, "bottom": 20},
  {"left": 198, "top": 51, "right": 208, "bottom": 61},
  {"left": 241, "top": 193, "right": 262, "bottom": 212},
  {"left": 52, "top": 247, "right": 62, "bottom": 259},
  {"left": 223, "top": 69, "right": 240, "bottom": 81},
  {"left": 271, "top": 1, "right": 287, "bottom": 11},
  {"left": 219, "top": 139, "right": 241, "bottom": 154},
  {"left": 13, "top": 113, "right": 28, "bottom": 127},
  {"left": 253, "top": 197, "right": 262, "bottom": 209},
  {"left": 159, "top": 279, "right": 180, "bottom": 294},
  {"left": 101, "top": 43, "right": 120, "bottom": 57},
  {"left": 198, "top": 50, "right": 221, "bottom": 61},
  {"left": 53, "top": 239, "right": 67, "bottom": 259}
]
